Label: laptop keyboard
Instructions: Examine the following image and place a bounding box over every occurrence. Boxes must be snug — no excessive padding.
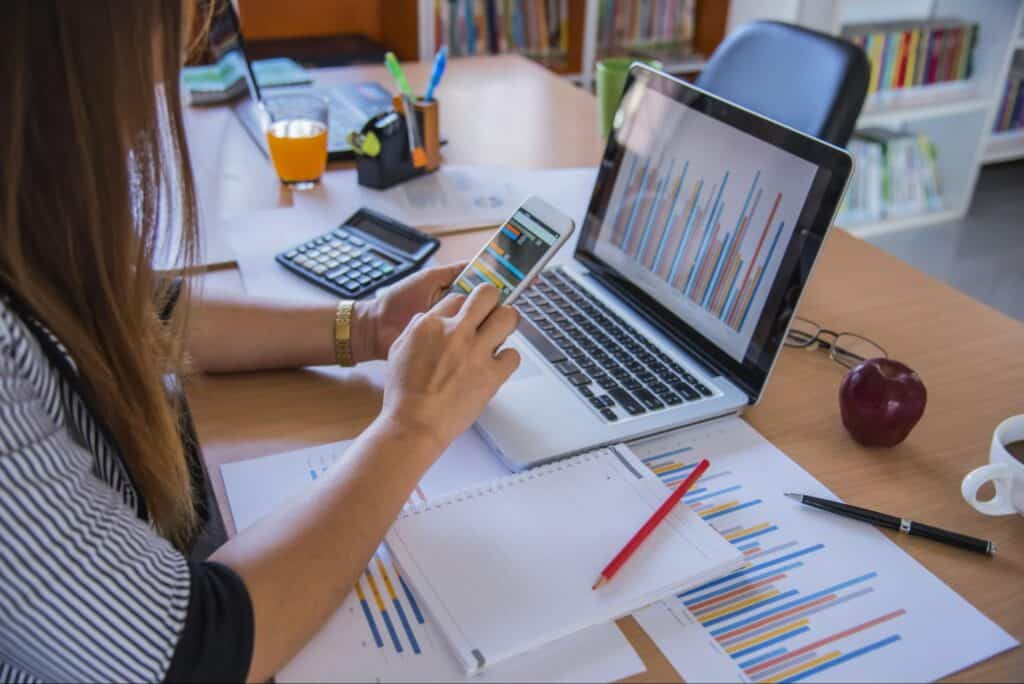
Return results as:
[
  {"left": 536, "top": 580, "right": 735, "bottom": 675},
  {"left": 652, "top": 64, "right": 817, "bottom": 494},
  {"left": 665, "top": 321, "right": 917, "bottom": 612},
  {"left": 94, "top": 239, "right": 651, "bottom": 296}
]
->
[{"left": 513, "top": 267, "right": 714, "bottom": 422}]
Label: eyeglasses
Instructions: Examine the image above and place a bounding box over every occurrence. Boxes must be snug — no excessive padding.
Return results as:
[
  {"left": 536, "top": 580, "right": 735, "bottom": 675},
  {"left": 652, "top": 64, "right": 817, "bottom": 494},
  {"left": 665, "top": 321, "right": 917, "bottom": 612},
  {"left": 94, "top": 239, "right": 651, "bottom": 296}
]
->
[{"left": 785, "top": 317, "right": 887, "bottom": 369}]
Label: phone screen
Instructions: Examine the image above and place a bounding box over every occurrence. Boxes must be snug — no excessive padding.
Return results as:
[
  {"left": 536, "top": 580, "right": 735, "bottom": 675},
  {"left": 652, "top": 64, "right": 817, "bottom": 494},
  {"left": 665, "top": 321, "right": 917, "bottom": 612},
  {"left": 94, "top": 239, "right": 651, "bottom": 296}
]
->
[{"left": 451, "top": 206, "right": 562, "bottom": 302}]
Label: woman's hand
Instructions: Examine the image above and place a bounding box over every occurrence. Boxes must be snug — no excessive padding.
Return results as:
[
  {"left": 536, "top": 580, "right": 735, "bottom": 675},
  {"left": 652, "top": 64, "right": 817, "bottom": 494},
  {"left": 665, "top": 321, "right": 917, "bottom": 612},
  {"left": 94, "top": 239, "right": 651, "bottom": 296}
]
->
[
  {"left": 379, "top": 284, "right": 520, "bottom": 453},
  {"left": 352, "top": 262, "right": 468, "bottom": 363}
]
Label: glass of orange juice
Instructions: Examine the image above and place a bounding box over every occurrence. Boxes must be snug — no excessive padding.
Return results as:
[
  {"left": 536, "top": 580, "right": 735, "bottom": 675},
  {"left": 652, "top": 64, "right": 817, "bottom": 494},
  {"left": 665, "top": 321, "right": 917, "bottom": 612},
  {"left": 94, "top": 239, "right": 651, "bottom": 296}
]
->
[{"left": 261, "top": 94, "right": 329, "bottom": 190}]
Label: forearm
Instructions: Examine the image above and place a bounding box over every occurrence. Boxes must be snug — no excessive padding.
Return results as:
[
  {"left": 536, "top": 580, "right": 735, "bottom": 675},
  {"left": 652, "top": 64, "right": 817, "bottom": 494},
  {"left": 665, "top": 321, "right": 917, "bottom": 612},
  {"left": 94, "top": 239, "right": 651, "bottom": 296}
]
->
[
  {"left": 210, "top": 416, "right": 441, "bottom": 683},
  {"left": 186, "top": 295, "right": 375, "bottom": 372}
]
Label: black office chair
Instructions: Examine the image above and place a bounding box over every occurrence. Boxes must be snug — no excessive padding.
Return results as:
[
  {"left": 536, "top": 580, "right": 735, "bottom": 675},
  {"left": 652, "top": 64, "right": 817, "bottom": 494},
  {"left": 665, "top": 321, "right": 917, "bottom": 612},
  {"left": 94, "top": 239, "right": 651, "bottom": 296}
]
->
[{"left": 696, "top": 21, "right": 870, "bottom": 147}]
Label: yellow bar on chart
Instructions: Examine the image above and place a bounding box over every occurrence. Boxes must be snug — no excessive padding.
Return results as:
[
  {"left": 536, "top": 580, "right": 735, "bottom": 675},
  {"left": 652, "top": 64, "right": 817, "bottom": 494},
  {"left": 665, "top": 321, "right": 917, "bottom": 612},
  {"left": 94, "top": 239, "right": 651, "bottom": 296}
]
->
[
  {"left": 725, "top": 521, "right": 772, "bottom": 541},
  {"left": 700, "top": 589, "right": 780, "bottom": 623},
  {"left": 652, "top": 461, "right": 689, "bottom": 475},
  {"left": 455, "top": 277, "right": 473, "bottom": 293},
  {"left": 764, "top": 651, "right": 842, "bottom": 683},
  {"left": 699, "top": 500, "right": 741, "bottom": 518},
  {"left": 474, "top": 262, "right": 504, "bottom": 289},
  {"left": 375, "top": 556, "right": 399, "bottom": 600},
  {"left": 364, "top": 569, "right": 387, "bottom": 611},
  {"left": 725, "top": 619, "right": 810, "bottom": 655}
]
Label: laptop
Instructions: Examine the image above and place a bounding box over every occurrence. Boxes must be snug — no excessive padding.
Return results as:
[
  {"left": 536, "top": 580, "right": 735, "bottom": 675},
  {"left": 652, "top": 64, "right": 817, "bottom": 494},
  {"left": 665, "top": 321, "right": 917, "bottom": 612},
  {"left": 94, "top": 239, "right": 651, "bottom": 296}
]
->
[
  {"left": 207, "top": 0, "right": 392, "bottom": 161},
  {"left": 477, "top": 64, "right": 853, "bottom": 471}
]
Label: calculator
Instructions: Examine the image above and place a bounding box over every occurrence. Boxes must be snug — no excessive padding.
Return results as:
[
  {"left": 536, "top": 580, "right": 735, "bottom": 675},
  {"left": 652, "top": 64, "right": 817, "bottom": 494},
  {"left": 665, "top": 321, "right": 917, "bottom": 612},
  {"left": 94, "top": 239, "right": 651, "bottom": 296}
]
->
[{"left": 276, "top": 208, "right": 440, "bottom": 299}]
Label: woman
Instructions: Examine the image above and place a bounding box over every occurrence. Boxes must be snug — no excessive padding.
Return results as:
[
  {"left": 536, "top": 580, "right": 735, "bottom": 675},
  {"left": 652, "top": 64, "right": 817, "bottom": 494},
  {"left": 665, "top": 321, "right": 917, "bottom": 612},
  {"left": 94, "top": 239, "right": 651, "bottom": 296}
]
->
[{"left": 0, "top": 2, "right": 520, "bottom": 681}]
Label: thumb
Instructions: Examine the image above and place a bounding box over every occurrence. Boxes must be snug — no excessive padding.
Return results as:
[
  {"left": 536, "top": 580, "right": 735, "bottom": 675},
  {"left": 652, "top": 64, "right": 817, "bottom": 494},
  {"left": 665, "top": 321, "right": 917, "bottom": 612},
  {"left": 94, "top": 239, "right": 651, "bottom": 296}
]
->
[
  {"left": 433, "top": 261, "right": 468, "bottom": 285},
  {"left": 425, "top": 261, "right": 469, "bottom": 296}
]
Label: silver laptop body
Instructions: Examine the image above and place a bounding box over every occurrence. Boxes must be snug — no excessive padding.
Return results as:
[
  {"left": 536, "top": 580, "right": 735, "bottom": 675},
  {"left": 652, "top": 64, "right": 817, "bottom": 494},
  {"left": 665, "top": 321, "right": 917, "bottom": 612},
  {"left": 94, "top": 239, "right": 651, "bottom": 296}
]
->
[{"left": 477, "top": 65, "right": 853, "bottom": 470}]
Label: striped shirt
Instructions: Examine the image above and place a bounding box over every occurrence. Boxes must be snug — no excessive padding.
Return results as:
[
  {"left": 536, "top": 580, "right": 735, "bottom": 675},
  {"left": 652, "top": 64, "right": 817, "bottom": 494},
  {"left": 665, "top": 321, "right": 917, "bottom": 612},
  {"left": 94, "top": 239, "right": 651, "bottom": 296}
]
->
[{"left": 0, "top": 299, "right": 253, "bottom": 682}]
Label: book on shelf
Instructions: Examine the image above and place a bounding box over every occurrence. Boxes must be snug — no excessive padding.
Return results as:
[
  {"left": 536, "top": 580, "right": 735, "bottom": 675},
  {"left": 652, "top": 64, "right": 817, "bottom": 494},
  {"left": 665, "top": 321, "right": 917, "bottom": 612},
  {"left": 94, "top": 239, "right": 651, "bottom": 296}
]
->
[
  {"left": 838, "top": 128, "right": 943, "bottom": 226},
  {"left": 842, "top": 19, "right": 978, "bottom": 95},
  {"left": 181, "top": 53, "right": 311, "bottom": 106},
  {"left": 436, "top": 0, "right": 569, "bottom": 65},
  {"left": 993, "top": 52, "right": 1024, "bottom": 133},
  {"left": 597, "top": 0, "right": 696, "bottom": 62}
]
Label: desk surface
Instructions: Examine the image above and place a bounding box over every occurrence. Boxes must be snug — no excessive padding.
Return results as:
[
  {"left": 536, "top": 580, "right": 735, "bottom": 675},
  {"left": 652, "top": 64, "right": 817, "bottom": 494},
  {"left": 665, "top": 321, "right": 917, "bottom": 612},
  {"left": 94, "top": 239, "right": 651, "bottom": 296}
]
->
[{"left": 185, "top": 55, "right": 1023, "bottom": 682}]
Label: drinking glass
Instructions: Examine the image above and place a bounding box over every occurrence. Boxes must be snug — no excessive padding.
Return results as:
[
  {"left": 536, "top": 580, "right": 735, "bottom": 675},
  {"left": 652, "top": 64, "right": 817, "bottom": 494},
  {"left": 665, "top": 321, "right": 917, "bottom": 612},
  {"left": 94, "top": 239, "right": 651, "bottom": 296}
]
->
[{"left": 261, "top": 94, "right": 329, "bottom": 190}]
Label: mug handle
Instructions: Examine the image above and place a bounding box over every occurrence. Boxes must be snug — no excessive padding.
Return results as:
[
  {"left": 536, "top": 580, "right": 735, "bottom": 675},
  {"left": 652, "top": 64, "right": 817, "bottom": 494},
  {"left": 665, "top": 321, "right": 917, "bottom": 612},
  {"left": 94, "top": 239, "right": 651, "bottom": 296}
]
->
[{"left": 961, "top": 463, "right": 1017, "bottom": 516}]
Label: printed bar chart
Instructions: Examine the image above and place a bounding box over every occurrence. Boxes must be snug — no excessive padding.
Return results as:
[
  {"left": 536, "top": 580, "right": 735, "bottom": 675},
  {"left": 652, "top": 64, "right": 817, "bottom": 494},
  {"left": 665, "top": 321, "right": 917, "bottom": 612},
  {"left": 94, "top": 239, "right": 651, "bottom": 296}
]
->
[
  {"left": 632, "top": 426, "right": 913, "bottom": 683},
  {"left": 355, "top": 552, "right": 428, "bottom": 656},
  {"left": 604, "top": 150, "right": 792, "bottom": 334}
]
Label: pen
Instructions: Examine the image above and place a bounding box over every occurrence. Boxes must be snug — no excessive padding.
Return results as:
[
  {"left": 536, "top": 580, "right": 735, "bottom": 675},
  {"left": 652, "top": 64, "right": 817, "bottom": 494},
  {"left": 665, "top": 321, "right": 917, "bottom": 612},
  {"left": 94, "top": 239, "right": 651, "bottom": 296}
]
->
[
  {"left": 785, "top": 493, "right": 997, "bottom": 556},
  {"left": 594, "top": 459, "right": 711, "bottom": 590},
  {"left": 401, "top": 95, "right": 426, "bottom": 168},
  {"left": 383, "top": 52, "right": 426, "bottom": 168},
  {"left": 424, "top": 46, "right": 448, "bottom": 101},
  {"left": 385, "top": 51, "right": 414, "bottom": 98}
]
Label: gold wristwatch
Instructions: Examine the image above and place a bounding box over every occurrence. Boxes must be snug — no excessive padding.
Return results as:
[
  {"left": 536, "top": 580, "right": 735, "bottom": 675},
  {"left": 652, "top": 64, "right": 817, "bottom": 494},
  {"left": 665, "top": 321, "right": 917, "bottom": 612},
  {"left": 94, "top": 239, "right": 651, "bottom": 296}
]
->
[{"left": 334, "top": 300, "right": 356, "bottom": 367}]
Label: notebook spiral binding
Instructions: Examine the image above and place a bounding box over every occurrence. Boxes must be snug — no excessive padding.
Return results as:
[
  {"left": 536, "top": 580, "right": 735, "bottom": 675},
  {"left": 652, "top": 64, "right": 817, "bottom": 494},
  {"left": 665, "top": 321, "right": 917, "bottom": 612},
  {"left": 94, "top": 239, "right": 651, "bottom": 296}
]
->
[{"left": 399, "top": 448, "right": 611, "bottom": 518}]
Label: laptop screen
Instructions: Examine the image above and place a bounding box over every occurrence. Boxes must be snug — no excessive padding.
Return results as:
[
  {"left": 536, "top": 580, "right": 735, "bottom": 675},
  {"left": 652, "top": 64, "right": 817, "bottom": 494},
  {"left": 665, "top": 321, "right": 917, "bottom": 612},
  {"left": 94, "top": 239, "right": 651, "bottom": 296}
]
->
[
  {"left": 577, "top": 66, "right": 851, "bottom": 401},
  {"left": 205, "top": 0, "right": 262, "bottom": 100}
]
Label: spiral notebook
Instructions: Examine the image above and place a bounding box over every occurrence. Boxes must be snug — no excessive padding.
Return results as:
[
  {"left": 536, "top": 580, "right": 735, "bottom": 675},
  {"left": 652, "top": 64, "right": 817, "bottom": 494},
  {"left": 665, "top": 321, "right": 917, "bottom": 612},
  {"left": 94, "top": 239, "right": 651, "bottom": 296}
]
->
[{"left": 385, "top": 444, "right": 743, "bottom": 675}]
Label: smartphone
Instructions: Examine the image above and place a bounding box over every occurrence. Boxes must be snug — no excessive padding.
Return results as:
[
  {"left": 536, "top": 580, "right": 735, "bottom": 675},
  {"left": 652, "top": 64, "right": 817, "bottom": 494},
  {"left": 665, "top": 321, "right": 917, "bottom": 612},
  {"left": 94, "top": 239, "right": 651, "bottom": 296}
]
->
[{"left": 449, "top": 195, "right": 575, "bottom": 305}]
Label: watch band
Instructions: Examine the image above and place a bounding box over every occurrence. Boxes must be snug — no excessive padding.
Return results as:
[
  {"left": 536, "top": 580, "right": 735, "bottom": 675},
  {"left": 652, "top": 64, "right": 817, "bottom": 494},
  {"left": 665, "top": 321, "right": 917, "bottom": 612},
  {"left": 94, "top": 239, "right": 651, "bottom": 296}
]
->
[{"left": 334, "top": 300, "right": 356, "bottom": 367}]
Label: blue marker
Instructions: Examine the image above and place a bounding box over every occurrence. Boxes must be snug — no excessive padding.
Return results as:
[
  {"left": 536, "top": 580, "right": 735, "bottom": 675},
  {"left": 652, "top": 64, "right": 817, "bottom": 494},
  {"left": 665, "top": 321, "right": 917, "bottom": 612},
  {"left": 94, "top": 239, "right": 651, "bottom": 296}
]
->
[{"left": 424, "top": 46, "right": 448, "bottom": 102}]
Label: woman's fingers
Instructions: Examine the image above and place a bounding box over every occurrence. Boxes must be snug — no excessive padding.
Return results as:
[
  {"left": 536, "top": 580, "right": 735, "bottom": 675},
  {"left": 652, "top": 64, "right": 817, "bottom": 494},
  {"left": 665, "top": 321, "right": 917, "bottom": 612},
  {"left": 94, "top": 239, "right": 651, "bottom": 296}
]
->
[
  {"left": 425, "top": 261, "right": 469, "bottom": 304},
  {"left": 478, "top": 305, "right": 520, "bottom": 351},
  {"left": 432, "top": 292, "right": 466, "bottom": 318},
  {"left": 456, "top": 284, "right": 501, "bottom": 328},
  {"left": 493, "top": 347, "right": 521, "bottom": 381}
]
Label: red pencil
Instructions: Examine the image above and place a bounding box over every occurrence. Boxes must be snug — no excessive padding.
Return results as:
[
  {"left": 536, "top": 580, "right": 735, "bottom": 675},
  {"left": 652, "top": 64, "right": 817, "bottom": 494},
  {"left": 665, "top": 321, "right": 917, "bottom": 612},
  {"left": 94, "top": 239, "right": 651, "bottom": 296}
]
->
[{"left": 593, "top": 458, "right": 711, "bottom": 590}]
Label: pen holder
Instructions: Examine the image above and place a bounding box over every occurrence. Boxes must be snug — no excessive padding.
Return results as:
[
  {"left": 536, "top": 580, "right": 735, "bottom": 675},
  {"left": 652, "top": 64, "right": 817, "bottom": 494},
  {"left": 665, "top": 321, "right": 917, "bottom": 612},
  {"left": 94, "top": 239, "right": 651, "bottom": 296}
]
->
[{"left": 350, "top": 97, "right": 441, "bottom": 190}]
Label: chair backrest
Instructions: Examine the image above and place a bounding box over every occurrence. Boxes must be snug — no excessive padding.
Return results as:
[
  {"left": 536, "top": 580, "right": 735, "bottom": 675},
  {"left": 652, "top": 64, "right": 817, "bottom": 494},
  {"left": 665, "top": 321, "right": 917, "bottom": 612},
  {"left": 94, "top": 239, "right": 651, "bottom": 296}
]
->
[{"left": 696, "top": 21, "right": 869, "bottom": 147}]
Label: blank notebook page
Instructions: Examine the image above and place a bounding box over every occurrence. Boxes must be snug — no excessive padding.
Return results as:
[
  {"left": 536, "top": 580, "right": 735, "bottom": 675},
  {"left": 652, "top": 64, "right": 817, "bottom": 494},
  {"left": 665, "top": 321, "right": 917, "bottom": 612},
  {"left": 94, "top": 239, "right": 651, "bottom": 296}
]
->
[{"left": 385, "top": 445, "right": 742, "bottom": 674}]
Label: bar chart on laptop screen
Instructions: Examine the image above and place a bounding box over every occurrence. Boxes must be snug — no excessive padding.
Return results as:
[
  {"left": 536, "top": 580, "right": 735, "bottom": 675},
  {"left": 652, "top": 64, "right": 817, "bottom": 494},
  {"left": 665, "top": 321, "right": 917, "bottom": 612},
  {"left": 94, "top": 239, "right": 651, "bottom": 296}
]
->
[{"left": 595, "top": 86, "right": 819, "bottom": 362}]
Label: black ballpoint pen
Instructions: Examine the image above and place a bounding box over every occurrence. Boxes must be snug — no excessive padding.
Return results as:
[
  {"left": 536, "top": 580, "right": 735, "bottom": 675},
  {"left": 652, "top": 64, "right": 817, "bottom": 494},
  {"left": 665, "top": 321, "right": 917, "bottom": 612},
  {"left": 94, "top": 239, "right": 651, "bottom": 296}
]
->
[{"left": 785, "top": 493, "right": 998, "bottom": 556}]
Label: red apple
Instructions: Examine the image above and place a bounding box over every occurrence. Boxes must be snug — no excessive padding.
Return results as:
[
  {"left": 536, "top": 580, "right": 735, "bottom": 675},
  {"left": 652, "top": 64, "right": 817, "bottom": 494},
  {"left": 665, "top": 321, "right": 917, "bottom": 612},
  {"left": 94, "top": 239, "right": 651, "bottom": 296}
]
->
[{"left": 839, "top": 358, "right": 927, "bottom": 447}]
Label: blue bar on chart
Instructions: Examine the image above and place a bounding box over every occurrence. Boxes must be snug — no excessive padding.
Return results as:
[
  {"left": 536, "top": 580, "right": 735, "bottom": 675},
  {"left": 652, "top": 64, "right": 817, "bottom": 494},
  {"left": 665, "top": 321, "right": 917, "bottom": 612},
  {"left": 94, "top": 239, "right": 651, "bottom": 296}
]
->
[
  {"left": 601, "top": 149, "right": 794, "bottom": 333},
  {"left": 631, "top": 435, "right": 909, "bottom": 683}
]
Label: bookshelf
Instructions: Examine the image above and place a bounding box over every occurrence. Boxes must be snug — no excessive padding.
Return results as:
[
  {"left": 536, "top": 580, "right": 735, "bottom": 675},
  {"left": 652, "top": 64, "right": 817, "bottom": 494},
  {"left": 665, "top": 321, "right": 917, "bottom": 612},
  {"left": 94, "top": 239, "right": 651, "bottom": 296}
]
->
[
  {"left": 983, "top": 15, "right": 1024, "bottom": 162},
  {"left": 726, "top": 0, "right": 1024, "bottom": 238},
  {"left": 417, "top": 1, "right": 729, "bottom": 89}
]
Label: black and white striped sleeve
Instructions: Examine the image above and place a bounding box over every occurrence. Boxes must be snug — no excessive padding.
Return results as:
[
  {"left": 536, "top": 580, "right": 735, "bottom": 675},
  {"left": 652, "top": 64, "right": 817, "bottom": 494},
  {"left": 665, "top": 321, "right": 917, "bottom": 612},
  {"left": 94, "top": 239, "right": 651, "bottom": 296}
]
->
[{"left": 0, "top": 318, "right": 253, "bottom": 682}]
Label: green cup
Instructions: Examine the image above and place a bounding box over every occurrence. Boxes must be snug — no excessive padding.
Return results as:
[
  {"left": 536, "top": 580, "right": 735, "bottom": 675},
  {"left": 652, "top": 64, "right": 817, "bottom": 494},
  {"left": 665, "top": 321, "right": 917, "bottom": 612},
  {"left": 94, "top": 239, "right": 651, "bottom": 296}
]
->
[{"left": 596, "top": 57, "right": 662, "bottom": 140}]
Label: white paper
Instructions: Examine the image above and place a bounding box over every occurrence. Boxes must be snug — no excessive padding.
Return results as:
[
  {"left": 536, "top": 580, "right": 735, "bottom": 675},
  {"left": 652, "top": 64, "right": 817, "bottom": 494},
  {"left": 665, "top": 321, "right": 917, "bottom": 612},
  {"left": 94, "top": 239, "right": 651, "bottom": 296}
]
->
[
  {"left": 217, "top": 167, "right": 599, "bottom": 302},
  {"left": 293, "top": 166, "right": 525, "bottom": 234},
  {"left": 385, "top": 446, "right": 741, "bottom": 676},
  {"left": 219, "top": 207, "right": 360, "bottom": 304},
  {"left": 221, "top": 429, "right": 645, "bottom": 683},
  {"left": 627, "top": 417, "right": 1018, "bottom": 683}
]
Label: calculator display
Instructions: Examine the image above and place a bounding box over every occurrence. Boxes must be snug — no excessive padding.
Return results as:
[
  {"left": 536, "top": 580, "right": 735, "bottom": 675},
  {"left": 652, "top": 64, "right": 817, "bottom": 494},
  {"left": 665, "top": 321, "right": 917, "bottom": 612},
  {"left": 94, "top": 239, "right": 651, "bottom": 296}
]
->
[{"left": 348, "top": 215, "right": 422, "bottom": 254}]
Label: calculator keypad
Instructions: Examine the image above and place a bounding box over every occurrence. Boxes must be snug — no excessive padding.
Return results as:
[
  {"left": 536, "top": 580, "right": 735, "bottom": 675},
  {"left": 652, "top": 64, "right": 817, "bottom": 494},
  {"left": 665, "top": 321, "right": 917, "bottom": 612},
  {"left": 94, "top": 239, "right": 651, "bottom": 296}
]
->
[{"left": 281, "top": 228, "right": 400, "bottom": 296}]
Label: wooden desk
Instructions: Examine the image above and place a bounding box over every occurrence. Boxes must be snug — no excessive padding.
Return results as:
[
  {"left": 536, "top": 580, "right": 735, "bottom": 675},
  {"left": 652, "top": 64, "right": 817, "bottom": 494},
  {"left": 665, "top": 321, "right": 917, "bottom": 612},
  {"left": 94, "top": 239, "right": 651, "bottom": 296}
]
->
[
  {"left": 185, "top": 55, "right": 604, "bottom": 220},
  {"left": 185, "top": 56, "right": 1023, "bottom": 682}
]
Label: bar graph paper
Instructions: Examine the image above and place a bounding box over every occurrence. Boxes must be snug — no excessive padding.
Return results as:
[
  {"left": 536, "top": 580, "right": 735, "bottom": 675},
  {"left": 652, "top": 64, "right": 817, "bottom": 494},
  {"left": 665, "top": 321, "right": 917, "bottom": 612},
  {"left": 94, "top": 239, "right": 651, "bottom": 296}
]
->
[{"left": 628, "top": 419, "right": 1017, "bottom": 683}]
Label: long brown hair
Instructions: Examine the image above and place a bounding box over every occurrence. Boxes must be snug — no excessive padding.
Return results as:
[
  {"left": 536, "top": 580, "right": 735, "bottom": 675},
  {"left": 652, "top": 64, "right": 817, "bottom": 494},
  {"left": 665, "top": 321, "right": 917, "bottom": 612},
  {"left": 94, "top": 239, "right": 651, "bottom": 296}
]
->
[{"left": 1, "top": 2, "right": 205, "bottom": 548}]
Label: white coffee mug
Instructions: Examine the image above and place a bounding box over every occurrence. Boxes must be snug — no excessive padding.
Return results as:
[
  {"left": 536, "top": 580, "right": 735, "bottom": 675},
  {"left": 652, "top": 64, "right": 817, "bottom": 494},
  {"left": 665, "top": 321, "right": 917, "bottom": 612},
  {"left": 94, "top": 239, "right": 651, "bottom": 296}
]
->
[{"left": 961, "top": 415, "right": 1024, "bottom": 516}]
